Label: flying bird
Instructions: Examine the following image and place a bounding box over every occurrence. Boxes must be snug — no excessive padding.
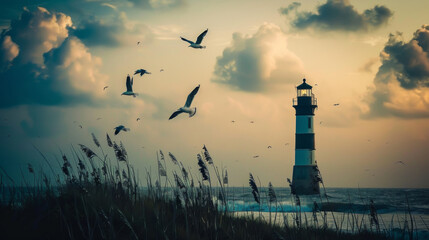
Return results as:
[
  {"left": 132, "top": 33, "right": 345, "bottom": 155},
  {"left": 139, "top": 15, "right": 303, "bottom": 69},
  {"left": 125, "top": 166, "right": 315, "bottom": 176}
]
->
[
  {"left": 103, "top": 86, "right": 108, "bottom": 90},
  {"left": 395, "top": 161, "right": 405, "bottom": 165},
  {"left": 250, "top": 121, "right": 254, "bottom": 123},
  {"left": 121, "top": 75, "right": 137, "bottom": 97},
  {"left": 137, "top": 41, "right": 141, "bottom": 45},
  {"left": 169, "top": 85, "right": 200, "bottom": 120},
  {"left": 267, "top": 146, "right": 272, "bottom": 149},
  {"left": 333, "top": 103, "right": 340, "bottom": 106},
  {"left": 231, "top": 120, "right": 235, "bottom": 123},
  {"left": 114, "top": 125, "right": 130, "bottom": 135},
  {"left": 134, "top": 69, "right": 151, "bottom": 76},
  {"left": 320, "top": 121, "right": 323, "bottom": 124},
  {"left": 79, "top": 125, "right": 83, "bottom": 129},
  {"left": 160, "top": 69, "right": 164, "bottom": 72},
  {"left": 137, "top": 118, "right": 141, "bottom": 121},
  {"left": 96, "top": 118, "right": 102, "bottom": 120},
  {"left": 180, "top": 29, "right": 208, "bottom": 49},
  {"left": 253, "top": 155, "right": 259, "bottom": 158}
]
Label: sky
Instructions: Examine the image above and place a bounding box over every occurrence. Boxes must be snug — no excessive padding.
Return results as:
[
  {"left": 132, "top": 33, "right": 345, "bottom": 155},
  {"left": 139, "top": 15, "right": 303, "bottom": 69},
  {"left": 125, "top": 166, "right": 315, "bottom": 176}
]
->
[{"left": 0, "top": 0, "right": 428, "bottom": 188}]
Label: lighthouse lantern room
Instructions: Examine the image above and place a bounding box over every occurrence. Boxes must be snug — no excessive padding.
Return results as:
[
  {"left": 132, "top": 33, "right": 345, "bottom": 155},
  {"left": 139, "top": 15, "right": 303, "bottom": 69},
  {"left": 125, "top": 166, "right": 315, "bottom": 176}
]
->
[{"left": 291, "top": 79, "right": 320, "bottom": 195}]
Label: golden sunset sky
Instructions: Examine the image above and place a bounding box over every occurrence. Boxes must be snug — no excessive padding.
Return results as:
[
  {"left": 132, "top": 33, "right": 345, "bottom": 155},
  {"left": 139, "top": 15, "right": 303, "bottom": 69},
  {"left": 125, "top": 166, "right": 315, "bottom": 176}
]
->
[{"left": 0, "top": 0, "right": 428, "bottom": 188}]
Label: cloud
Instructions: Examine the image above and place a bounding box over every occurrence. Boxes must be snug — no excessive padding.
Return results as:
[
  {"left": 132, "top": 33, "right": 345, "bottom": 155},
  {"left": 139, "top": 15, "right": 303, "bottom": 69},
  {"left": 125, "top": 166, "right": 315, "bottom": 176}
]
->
[
  {"left": 68, "top": 6, "right": 155, "bottom": 47},
  {"left": 365, "top": 25, "right": 429, "bottom": 118},
  {"left": 0, "top": 7, "right": 107, "bottom": 108},
  {"left": 101, "top": 3, "right": 118, "bottom": 10},
  {"left": 127, "top": 0, "right": 186, "bottom": 9},
  {"left": 71, "top": 18, "right": 123, "bottom": 47},
  {"left": 69, "top": 7, "right": 155, "bottom": 47},
  {"left": 0, "top": 35, "right": 19, "bottom": 64},
  {"left": 282, "top": 0, "right": 393, "bottom": 32},
  {"left": 2, "top": 7, "right": 72, "bottom": 65},
  {"left": 279, "top": 2, "right": 301, "bottom": 15},
  {"left": 212, "top": 23, "right": 304, "bottom": 92}
]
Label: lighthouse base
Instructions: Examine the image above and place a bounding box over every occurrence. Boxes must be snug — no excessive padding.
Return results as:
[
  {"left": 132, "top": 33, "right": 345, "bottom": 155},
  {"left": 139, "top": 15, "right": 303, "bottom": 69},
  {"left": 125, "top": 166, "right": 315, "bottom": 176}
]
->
[{"left": 291, "top": 165, "right": 320, "bottom": 195}]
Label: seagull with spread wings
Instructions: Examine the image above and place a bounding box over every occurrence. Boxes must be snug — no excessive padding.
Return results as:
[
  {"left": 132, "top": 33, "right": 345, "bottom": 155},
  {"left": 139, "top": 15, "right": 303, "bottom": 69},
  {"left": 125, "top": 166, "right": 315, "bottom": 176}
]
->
[
  {"left": 114, "top": 125, "right": 130, "bottom": 135},
  {"left": 169, "top": 85, "right": 200, "bottom": 120},
  {"left": 121, "top": 75, "right": 137, "bottom": 97},
  {"left": 134, "top": 69, "right": 151, "bottom": 76},
  {"left": 180, "top": 29, "right": 208, "bottom": 49}
]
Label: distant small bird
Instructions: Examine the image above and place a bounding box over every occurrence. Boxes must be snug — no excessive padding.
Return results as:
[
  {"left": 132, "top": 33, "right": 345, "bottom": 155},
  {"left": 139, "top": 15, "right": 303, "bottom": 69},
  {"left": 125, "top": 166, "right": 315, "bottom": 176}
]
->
[
  {"left": 137, "top": 41, "right": 140, "bottom": 45},
  {"left": 169, "top": 85, "right": 200, "bottom": 120},
  {"left": 364, "top": 169, "right": 370, "bottom": 172},
  {"left": 79, "top": 125, "right": 83, "bottom": 129},
  {"left": 253, "top": 155, "right": 259, "bottom": 158},
  {"left": 103, "top": 86, "right": 108, "bottom": 90},
  {"left": 96, "top": 117, "right": 102, "bottom": 120},
  {"left": 134, "top": 69, "right": 151, "bottom": 76},
  {"left": 160, "top": 69, "right": 164, "bottom": 72},
  {"left": 114, "top": 125, "right": 130, "bottom": 135},
  {"left": 333, "top": 103, "right": 340, "bottom": 106},
  {"left": 267, "top": 146, "right": 272, "bottom": 149},
  {"left": 137, "top": 118, "right": 141, "bottom": 121},
  {"left": 180, "top": 29, "right": 208, "bottom": 49},
  {"left": 250, "top": 121, "right": 254, "bottom": 123},
  {"left": 315, "top": 84, "right": 318, "bottom": 86},
  {"left": 231, "top": 120, "right": 235, "bottom": 123},
  {"left": 320, "top": 121, "right": 323, "bottom": 124},
  {"left": 285, "top": 143, "right": 289, "bottom": 146},
  {"left": 121, "top": 75, "right": 137, "bottom": 97},
  {"left": 396, "top": 161, "right": 405, "bottom": 165}
]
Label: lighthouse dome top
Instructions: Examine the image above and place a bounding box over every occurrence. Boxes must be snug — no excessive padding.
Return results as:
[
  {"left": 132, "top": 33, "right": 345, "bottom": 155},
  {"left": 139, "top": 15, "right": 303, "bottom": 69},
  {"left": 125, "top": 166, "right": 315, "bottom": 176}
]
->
[{"left": 297, "top": 78, "right": 312, "bottom": 90}]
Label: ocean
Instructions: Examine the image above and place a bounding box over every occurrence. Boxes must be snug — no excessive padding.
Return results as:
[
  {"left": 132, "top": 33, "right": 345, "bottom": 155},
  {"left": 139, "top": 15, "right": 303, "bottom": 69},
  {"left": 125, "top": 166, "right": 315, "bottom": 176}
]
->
[
  {"left": 3, "top": 186, "right": 429, "bottom": 239},
  {"left": 220, "top": 187, "right": 429, "bottom": 239}
]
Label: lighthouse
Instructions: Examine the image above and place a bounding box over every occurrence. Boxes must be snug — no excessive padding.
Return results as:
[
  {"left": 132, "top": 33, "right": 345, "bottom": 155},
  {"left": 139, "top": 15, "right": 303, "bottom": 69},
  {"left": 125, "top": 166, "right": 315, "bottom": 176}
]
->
[{"left": 291, "top": 79, "right": 320, "bottom": 195}]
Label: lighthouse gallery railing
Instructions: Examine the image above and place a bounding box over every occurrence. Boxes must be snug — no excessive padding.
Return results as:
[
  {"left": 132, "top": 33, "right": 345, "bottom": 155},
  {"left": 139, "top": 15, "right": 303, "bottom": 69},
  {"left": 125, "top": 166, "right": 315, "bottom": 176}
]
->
[{"left": 293, "top": 95, "right": 317, "bottom": 106}]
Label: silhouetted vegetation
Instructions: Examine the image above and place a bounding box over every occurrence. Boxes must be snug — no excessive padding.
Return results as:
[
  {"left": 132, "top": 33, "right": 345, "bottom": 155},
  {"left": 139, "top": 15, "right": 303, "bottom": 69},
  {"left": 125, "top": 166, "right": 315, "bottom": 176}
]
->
[{"left": 0, "top": 134, "right": 405, "bottom": 239}]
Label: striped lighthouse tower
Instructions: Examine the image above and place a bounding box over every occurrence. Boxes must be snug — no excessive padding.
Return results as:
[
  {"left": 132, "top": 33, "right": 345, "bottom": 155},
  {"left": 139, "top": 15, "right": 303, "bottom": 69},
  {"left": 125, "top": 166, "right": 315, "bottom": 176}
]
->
[{"left": 291, "top": 79, "right": 320, "bottom": 195}]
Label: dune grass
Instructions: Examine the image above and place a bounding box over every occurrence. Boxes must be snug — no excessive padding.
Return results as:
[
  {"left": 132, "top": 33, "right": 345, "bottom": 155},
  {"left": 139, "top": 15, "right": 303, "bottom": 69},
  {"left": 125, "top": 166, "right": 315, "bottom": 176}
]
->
[{"left": 0, "top": 134, "right": 397, "bottom": 239}]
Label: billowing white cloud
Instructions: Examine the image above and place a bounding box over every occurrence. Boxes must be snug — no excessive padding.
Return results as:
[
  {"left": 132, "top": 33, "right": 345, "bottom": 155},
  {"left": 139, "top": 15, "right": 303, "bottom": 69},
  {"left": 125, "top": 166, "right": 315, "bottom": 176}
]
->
[
  {"left": 44, "top": 36, "right": 107, "bottom": 99},
  {"left": 365, "top": 25, "right": 429, "bottom": 118},
  {"left": 0, "top": 7, "right": 107, "bottom": 107},
  {"left": 0, "top": 35, "right": 19, "bottom": 64},
  {"left": 5, "top": 7, "right": 72, "bottom": 65},
  {"left": 212, "top": 23, "right": 304, "bottom": 92}
]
